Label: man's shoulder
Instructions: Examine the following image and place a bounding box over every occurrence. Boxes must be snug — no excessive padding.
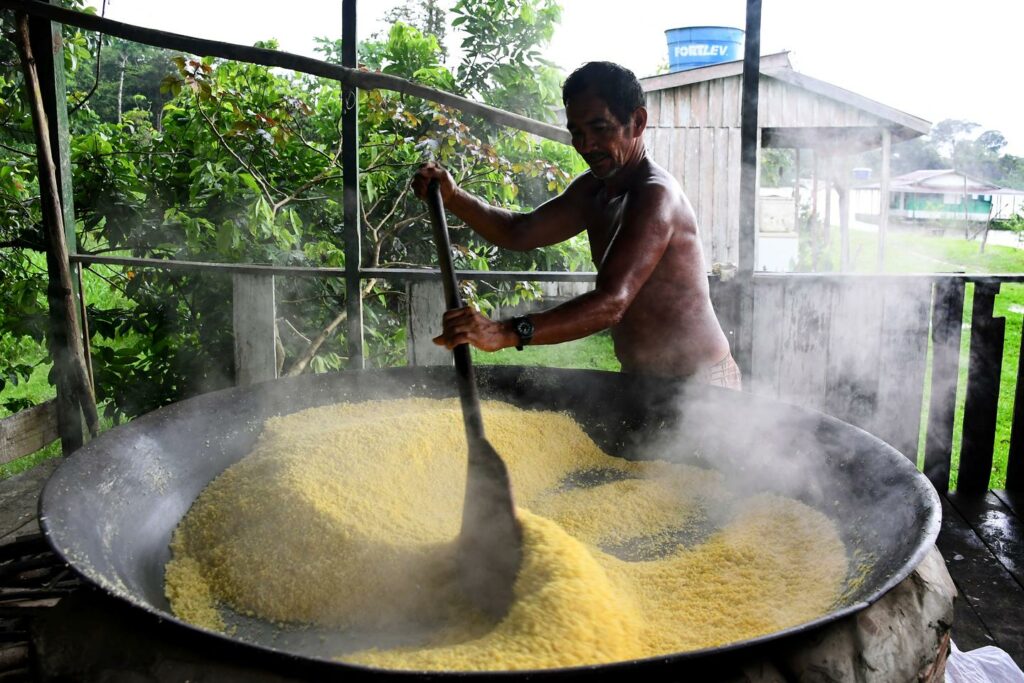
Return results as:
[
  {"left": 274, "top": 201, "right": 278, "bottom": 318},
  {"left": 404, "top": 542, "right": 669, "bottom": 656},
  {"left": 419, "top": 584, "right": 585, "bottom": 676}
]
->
[
  {"left": 567, "top": 170, "right": 602, "bottom": 194},
  {"left": 630, "top": 161, "right": 685, "bottom": 204}
]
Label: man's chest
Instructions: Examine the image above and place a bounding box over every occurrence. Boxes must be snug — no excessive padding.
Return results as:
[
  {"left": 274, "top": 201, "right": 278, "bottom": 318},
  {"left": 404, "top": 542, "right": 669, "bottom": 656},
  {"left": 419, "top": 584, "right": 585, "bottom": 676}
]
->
[{"left": 583, "top": 194, "right": 627, "bottom": 267}]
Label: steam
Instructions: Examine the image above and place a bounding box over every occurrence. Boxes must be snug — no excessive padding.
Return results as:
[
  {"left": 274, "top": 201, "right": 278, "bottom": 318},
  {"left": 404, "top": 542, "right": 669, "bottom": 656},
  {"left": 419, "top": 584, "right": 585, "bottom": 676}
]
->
[{"left": 614, "top": 371, "right": 936, "bottom": 607}]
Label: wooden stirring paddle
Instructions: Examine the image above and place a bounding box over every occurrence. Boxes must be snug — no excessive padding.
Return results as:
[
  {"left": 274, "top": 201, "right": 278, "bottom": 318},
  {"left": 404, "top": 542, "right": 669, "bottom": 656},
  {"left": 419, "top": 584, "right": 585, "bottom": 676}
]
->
[{"left": 425, "top": 179, "right": 523, "bottom": 619}]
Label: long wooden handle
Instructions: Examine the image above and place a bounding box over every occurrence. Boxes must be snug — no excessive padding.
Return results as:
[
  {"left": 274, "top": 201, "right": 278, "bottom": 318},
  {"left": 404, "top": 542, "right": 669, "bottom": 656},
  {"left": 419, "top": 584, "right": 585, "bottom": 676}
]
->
[{"left": 426, "top": 180, "right": 486, "bottom": 441}]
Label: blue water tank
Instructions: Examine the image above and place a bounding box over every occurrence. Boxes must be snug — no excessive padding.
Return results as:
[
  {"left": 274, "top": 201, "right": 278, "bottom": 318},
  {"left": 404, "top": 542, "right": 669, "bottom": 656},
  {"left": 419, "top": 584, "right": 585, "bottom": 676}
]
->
[{"left": 665, "top": 26, "right": 745, "bottom": 72}]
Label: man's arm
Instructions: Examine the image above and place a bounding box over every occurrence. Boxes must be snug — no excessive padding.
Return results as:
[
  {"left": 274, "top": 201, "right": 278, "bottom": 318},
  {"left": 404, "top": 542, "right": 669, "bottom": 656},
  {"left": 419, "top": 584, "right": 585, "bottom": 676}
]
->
[
  {"left": 435, "top": 180, "right": 683, "bottom": 351},
  {"left": 412, "top": 162, "right": 588, "bottom": 251}
]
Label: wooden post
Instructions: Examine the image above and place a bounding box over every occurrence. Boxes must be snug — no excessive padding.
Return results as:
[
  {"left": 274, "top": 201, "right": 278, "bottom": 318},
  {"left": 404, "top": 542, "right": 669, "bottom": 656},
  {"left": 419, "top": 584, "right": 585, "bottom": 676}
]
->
[
  {"left": 232, "top": 273, "right": 278, "bottom": 386},
  {"left": 793, "top": 148, "right": 801, "bottom": 234},
  {"left": 342, "top": 0, "right": 364, "bottom": 368},
  {"left": 958, "top": 281, "right": 1004, "bottom": 493},
  {"left": 878, "top": 128, "right": 891, "bottom": 271},
  {"left": 823, "top": 163, "right": 832, "bottom": 247},
  {"left": 809, "top": 150, "right": 818, "bottom": 270},
  {"left": 16, "top": 12, "right": 98, "bottom": 451},
  {"left": 963, "top": 172, "right": 969, "bottom": 240},
  {"left": 838, "top": 158, "right": 851, "bottom": 271},
  {"left": 923, "top": 279, "right": 966, "bottom": 492},
  {"left": 735, "top": 0, "right": 762, "bottom": 382},
  {"left": 1006, "top": 326, "right": 1024, "bottom": 491},
  {"left": 407, "top": 281, "right": 453, "bottom": 367}
]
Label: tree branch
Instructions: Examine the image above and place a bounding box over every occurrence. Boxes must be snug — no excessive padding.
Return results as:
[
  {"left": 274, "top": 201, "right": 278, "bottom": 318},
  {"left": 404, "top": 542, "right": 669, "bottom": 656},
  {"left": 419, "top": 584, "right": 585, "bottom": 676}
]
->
[
  {"left": 0, "top": 141, "right": 33, "bottom": 157},
  {"left": 283, "top": 277, "right": 377, "bottom": 377},
  {"left": 68, "top": 0, "right": 107, "bottom": 117},
  {"left": 195, "top": 103, "right": 277, "bottom": 206}
]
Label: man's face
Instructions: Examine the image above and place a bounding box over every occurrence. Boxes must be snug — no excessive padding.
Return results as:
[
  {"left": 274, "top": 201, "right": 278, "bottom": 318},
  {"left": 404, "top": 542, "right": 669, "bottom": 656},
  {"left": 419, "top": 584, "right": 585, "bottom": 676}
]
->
[{"left": 565, "top": 89, "right": 643, "bottom": 180}]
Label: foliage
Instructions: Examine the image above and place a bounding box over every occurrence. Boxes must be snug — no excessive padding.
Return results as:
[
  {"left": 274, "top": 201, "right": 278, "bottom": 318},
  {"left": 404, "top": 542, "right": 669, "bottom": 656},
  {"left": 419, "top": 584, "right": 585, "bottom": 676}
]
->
[
  {"left": 376, "top": 0, "right": 449, "bottom": 62},
  {"left": 857, "top": 118, "right": 1024, "bottom": 190},
  {"left": 0, "top": 0, "right": 95, "bottom": 400},
  {"left": 760, "top": 148, "right": 794, "bottom": 187},
  {"left": 1, "top": 4, "right": 588, "bottom": 422},
  {"left": 452, "top": 0, "right": 563, "bottom": 121},
  {"left": 69, "top": 37, "right": 178, "bottom": 126}
]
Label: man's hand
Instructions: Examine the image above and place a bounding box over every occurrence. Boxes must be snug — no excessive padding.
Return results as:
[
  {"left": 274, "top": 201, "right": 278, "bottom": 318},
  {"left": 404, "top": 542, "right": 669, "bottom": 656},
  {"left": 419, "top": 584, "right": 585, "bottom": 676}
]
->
[
  {"left": 412, "top": 162, "right": 458, "bottom": 204},
  {"left": 433, "top": 306, "right": 515, "bottom": 352}
]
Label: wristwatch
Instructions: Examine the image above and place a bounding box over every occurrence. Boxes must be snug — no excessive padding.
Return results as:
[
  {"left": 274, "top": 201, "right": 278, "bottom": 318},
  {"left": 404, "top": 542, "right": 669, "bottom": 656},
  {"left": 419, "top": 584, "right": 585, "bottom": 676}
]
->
[{"left": 510, "top": 316, "right": 534, "bottom": 350}]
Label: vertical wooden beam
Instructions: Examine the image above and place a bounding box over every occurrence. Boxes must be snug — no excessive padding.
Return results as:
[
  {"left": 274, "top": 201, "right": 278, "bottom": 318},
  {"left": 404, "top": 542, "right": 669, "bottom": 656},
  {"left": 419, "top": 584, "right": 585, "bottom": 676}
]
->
[
  {"left": 1007, "top": 326, "right": 1024, "bottom": 490},
  {"left": 406, "top": 281, "right": 452, "bottom": 367},
  {"left": 878, "top": 127, "right": 891, "bottom": 272},
  {"left": 28, "top": 4, "right": 76, "bottom": 257},
  {"left": 838, "top": 157, "right": 851, "bottom": 271},
  {"left": 793, "top": 148, "right": 801, "bottom": 234},
  {"left": 30, "top": 3, "right": 81, "bottom": 446},
  {"left": 958, "top": 281, "right": 1004, "bottom": 493},
  {"left": 924, "top": 278, "right": 965, "bottom": 492},
  {"left": 823, "top": 161, "right": 832, "bottom": 247},
  {"left": 735, "top": 0, "right": 762, "bottom": 381},
  {"left": 19, "top": 10, "right": 98, "bottom": 453},
  {"left": 232, "top": 273, "right": 277, "bottom": 386},
  {"left": 342, "top": 0, "right": 364, "bottom": 368}
]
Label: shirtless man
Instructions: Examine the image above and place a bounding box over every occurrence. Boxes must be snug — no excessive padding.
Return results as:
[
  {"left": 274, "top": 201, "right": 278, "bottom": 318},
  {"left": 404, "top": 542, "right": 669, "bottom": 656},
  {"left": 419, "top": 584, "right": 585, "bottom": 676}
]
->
[{"left": 412, "top": 61, "right": 739, "bottom": 388}]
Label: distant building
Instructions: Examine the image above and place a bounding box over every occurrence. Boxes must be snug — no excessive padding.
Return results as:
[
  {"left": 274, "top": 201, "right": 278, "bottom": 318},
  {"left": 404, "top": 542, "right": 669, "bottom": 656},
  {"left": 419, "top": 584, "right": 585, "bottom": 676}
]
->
[
  {"left": 638, "top": 51, "right": 930, "bottom": 271},
  {"left": 853, "top": 169, "right": 1024, "bottom": 223}
]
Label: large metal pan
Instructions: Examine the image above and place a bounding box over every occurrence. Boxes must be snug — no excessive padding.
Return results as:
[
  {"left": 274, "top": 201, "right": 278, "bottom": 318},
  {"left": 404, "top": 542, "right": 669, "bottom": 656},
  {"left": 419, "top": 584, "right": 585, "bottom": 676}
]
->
[{"left": 39, "top": 366, "right": 940, "bottom": 680}]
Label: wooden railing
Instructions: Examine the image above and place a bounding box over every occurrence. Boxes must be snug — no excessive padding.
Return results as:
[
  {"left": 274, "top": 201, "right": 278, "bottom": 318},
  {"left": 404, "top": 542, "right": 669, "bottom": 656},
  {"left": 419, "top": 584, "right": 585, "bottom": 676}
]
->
[
  {"left": 2, "top": 0, "right": 1019, "bottom": 495},
  {"left": 5, "top": 255, "right": 1022, "bottom": 494},
  {"left": 741, "top": 273, "right": 1024, "bottom": 493}
]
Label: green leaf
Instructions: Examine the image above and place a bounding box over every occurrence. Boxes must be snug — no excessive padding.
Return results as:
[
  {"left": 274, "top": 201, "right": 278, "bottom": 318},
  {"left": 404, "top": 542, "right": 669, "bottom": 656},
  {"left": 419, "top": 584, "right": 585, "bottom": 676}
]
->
[{"left": 238, "top": 173, "right": 260, "bottom": 193}]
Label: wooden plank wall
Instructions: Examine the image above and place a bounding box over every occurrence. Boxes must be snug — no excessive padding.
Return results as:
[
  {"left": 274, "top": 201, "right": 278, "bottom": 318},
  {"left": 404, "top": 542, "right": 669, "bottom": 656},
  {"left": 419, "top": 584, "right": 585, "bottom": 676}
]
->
[
  {"left": 645, "top": 74, "right": 889, "bottom": 271},
  {"left": 749, "top": 277, "right": 933, "bottom": 462},
  {"left": 0, "top": 400, "right": 59, "bottom": 464}
]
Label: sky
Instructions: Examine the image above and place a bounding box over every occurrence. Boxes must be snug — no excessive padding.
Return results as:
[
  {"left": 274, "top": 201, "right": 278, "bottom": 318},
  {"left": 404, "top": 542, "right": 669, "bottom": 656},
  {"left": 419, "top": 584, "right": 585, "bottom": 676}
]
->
[{"left": 89, "top": 0, "right": 1024, "bottom": 156}]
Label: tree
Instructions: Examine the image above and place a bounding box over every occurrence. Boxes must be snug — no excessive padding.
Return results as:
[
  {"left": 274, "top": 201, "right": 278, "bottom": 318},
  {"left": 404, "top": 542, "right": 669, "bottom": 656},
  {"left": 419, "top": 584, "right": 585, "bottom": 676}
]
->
[
  {"left": 378, "top": 0, "right": 449, "bottom": 61},
  {"left": 930, "top": 118, "right": 979, "bottom": 158},
  {"left": 452, "top": 0, "right": 563, "bottom": 121},
  {"left": 69, "top": 38, "right": 178, "bottom": 126},
  {"left": 2, "top": 7, "right": 587, "bottom": 420}
]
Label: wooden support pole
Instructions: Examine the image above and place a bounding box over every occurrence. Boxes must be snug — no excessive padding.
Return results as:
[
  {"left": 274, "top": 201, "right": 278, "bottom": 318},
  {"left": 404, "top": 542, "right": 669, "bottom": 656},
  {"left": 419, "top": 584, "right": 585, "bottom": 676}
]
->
[
  {"left": 407, "top": 281, "right": 452, "bottom": 367},
  {"left": 793, "top": 148, "right": 801, "bottom": 235},
  {"left": 878, "top": 127, "right": 891, "bottom": 272},
  {"left": 232, "top": 273, "right": 278, "bottom": 386},
  {"left": 1006, "top": 326, "right": 1024, "bottom": 491},
  {"left": 823, "top": 159, "right": 832, "bottom": 247},
  {"left": 838, "top": 158, "right": 851, "bottom": 271},
  {"left": 923, "top": 279, "right": 966, "bottom": 492},
  {"left": 15, "top": 12, "right": 99, "bottom": 449},
  {"left": 341, "top": 0, "right": 364, "bottom": 369},
  {"left": 810, "top": 150, "right": 818, "bottom": 270},
  {"left": 958, "top": 282, "right": 1004, "bottom": 493},
  {"left": 735, "top": 0, "right": 762, "bottom": 382}
]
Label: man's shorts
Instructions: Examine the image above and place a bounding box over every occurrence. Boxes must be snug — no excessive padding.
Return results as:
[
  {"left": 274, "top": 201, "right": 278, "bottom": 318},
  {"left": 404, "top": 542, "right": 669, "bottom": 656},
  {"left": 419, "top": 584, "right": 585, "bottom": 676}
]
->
[{"left": 693, "top": 354, "right": 742, "bottom": 390}]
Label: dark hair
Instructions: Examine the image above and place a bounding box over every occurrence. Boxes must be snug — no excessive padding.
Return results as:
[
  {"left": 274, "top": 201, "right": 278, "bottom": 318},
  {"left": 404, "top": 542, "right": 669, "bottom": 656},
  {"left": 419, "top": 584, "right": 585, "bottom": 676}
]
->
[{"left": 562, "top": 62, "right": 646, "bottom": 125}]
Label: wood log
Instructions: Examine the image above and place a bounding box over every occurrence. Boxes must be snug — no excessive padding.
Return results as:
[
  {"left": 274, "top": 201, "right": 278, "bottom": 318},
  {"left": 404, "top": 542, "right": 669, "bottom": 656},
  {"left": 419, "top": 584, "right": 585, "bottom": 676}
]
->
[{"left": 14, "top": 13, "right": 98, "bottom": 442}]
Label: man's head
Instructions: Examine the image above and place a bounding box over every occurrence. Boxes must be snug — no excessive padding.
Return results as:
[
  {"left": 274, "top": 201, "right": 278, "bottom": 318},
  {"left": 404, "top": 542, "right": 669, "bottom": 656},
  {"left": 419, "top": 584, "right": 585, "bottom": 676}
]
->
[
  {"left": 562, "top": 62, "right": 647, "bottom": 180},
  {"left": 562, "top": 62, "right": 645, "bottom": 126}
]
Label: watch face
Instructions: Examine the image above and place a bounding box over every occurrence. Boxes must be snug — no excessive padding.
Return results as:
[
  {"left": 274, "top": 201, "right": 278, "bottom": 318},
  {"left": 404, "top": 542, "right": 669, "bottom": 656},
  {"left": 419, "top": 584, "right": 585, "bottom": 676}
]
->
[{"left": 515, "top": 318, "right": 534, "bottom": 337}]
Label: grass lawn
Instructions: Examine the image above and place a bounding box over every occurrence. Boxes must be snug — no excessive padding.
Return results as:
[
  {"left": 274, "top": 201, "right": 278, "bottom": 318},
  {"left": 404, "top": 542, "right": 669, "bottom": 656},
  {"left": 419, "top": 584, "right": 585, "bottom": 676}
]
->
[
  {"left": 824, "top": 226, "right": 1024, "bottom": 489},
  {"left": 0, "top": 257, "right": 137, "bottom": 479},
  {"left": 473, "top": 330, "right": 619, "bottom": 372}
]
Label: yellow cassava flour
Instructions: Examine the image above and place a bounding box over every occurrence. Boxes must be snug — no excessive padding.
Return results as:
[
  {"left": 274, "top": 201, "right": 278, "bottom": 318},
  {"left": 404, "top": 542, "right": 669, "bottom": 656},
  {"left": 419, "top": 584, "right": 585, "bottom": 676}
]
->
[{"left": 165, "top": 398, "right": 847, "bottom": 671}]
